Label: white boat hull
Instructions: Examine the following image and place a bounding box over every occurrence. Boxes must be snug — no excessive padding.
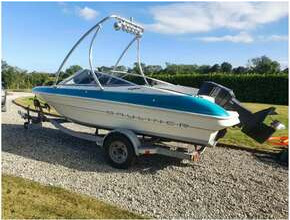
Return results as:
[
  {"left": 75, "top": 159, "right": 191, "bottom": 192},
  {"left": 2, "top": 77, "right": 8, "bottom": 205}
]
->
[{"left": 38, "top": 93, "right": 240, "bottom": 146}]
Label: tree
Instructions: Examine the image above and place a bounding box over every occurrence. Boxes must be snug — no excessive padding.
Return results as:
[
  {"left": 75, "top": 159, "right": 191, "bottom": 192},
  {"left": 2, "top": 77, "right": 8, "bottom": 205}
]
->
[
  {"left": 98, "top": 66, "right": 113, "bottom": 72},
  {"left": 179, "top": 65, "right": 198, "bottom": 74},
  {"left": 1, "top": 60, "right": 8, "bottom": 71},
  {"left": 221, "top": 62, "right": 232, "bottom": 73},
  {"left": 132, "top": 62, "right": 146, "bottom": 74},
  {"left": 232, "top": 66, "right": 248, "bottom": 74},
  {"left": 248, "top": 56, "right": 280, "bottom": 74},
  {"left": 210, "top": 64, "right": 220, "bottom": 73},
  {"left": 2, "top": 66, "right": 15, "bottom": 88},
  {"left": 30, "top": 72, "right": 51, "bottom": 86},
  {"left": 115, "top": 65, "right": 127, "bottom": 72},
  {"left": 63, "top": 65, "right": 83, "bottom": 79},
  {"left": 145, "top": 65, "right": 162, "bottom": 75},
  {"left": 1, "top": 60, "right": 26, "bottom": 89},
  {"left": 198, "top": 65, "right": 211, "bottom": 74},
  {"left": 162, "top": 64, "right": 199, "bottom": 75},
  {"left": 164, "top": 63, "right": 179, "bottom": 74}
]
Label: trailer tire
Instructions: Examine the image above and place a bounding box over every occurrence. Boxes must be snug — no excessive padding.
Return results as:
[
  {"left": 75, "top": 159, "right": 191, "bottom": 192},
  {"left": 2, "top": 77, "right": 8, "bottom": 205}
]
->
[
  {"left": 24, "top": 122, "right": 29, "bottom": 130},
  {"left": 103, "top": 133, "right": 136, "bottom": 169},
  {"left": 2, "top": 104, "right": 6, "bottom": 112}
]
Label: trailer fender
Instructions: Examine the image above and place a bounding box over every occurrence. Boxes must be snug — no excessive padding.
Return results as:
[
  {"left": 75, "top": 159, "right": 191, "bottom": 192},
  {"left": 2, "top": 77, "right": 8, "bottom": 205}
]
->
[{"left": 103, "top": 129, "right": 141, "bottom": 156}]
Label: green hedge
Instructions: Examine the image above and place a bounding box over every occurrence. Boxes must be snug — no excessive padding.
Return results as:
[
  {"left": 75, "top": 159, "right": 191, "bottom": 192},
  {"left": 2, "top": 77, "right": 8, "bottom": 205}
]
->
[{"left": 153, "top": 74, "right": 288, "bottom": 105}]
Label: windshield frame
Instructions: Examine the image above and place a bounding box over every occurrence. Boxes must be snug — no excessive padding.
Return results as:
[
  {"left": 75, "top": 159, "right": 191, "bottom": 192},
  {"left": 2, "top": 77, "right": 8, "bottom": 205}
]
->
[{"left": 59, "top": 69, "right": 137, "bottom": 87}]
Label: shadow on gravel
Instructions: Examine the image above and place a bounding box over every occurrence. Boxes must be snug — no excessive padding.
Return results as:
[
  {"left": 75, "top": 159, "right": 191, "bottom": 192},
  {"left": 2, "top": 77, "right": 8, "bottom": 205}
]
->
[
  {"left": 2, "top": 123, "right": 195, "bottom": 174},
  {"left": 254, "top": 152, "right": 288, "bottom": 168},
  {"left": 218, "top": 143, "right": 288, "bottom": 169}
]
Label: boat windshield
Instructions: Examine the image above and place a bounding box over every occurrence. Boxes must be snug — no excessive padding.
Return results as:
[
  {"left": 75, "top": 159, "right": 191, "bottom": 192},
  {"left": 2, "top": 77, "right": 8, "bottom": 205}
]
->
[{"left": 61, "top": 69, "right": 136, "bottom": 87}]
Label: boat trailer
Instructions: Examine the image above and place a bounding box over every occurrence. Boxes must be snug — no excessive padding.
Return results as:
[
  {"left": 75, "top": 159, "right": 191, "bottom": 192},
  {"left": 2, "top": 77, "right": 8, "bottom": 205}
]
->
[{"left": 18, "top": 98, "right": 206, "bottom": 169}]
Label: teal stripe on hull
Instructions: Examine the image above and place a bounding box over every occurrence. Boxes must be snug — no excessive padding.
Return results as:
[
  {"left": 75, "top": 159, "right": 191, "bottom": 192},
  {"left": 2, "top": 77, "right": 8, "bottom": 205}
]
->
[{"left": 32, "top": 86, "right": 229, "bottom": 117}]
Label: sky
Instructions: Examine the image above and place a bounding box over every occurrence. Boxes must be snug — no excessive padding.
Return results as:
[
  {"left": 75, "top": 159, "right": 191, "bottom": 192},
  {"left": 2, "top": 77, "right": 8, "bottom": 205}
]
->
[{"left": 2, "top": 1, "right": 289, "bottom": 73}]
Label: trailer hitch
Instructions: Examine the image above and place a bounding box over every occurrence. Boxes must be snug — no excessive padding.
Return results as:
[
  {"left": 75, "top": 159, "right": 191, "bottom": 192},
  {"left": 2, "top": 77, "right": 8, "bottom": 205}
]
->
[{"left": 18, "top": 96, "right": 51, "bottom": 129}]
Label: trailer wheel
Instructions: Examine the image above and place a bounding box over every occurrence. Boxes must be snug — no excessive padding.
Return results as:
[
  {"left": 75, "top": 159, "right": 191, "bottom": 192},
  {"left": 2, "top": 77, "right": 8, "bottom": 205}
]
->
[
  {"left": 2, "top": 104, "right": 6, "bottom": 112},
  {"left": 24, "top": 122, "right": 29, "bottom": 130},
  {"left": 103, "top": 133, "right": 136, "bottom": 169}
]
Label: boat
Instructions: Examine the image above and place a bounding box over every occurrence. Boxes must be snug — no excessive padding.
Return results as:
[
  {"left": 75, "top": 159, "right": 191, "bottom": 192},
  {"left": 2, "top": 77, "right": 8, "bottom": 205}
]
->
[{"left": 32, "top": 15, "right": 284, "bottom": 148}]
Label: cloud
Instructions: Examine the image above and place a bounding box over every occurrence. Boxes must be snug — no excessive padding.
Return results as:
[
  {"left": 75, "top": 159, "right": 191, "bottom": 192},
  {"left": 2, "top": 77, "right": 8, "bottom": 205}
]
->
[
  {"left": 198, "top": 33, "right": 288, "bottom": 44},
  {"left": 57, "top": 2, "right": 67, "bottom": 6},
  {"left": 146, "top": 2, "right": 288, "bottom": 34},
  {"left": 278, "top": 60, "right": 289, "bottom": 68},
  {"left": 77, "top": 7, "right": 99, "bottom": 21},
  {"left": 58, "top": 3, "right": 99, "bottom": 21},
  {"left": 199, "top": 32, "right": 254, "bottom": 43},
  {"left": 258, "top": 35, "right": 288, "bottom": 42},
  {"left": 57, "top": 2, "right": 71, "bottom": 14}
]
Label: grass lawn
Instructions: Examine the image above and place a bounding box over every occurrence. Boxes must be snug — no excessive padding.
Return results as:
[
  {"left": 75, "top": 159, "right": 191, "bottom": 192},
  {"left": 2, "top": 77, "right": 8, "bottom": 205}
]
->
[
  {"left": 13, "top": 96, "right": 288, "bottom": 153},
  {"left": 7, "top": 89, "right": 32, "bottom": 93},
  {"left": 13, "top": 96, "right": 59, "bottom": 116},
  {"left": 2, "top": 174, "right": 143, "bottom": 219}
]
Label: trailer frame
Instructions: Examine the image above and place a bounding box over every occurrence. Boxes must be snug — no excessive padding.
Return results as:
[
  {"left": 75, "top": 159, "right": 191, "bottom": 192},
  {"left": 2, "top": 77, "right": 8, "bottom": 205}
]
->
[{"left": 17, "top": 100, "right": 207, "bottom": 169}]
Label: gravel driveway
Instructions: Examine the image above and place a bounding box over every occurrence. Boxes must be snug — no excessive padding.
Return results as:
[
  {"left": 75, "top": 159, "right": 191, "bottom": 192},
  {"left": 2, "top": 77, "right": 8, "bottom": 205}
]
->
[{"left": 2, "top": 92, "right": 288, "bottom": 218}]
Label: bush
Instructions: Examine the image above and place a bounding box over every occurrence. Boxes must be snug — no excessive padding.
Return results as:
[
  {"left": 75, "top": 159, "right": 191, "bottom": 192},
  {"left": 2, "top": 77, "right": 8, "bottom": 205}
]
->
[{"left": 153, "top": 74, "right": 288, "bottom": 105}]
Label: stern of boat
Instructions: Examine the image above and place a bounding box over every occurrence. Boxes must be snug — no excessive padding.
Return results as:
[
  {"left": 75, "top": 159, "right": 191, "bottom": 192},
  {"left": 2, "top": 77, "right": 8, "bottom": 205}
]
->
[{"left": 198, "top": 81, "right": 285, "bottom": 143}]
